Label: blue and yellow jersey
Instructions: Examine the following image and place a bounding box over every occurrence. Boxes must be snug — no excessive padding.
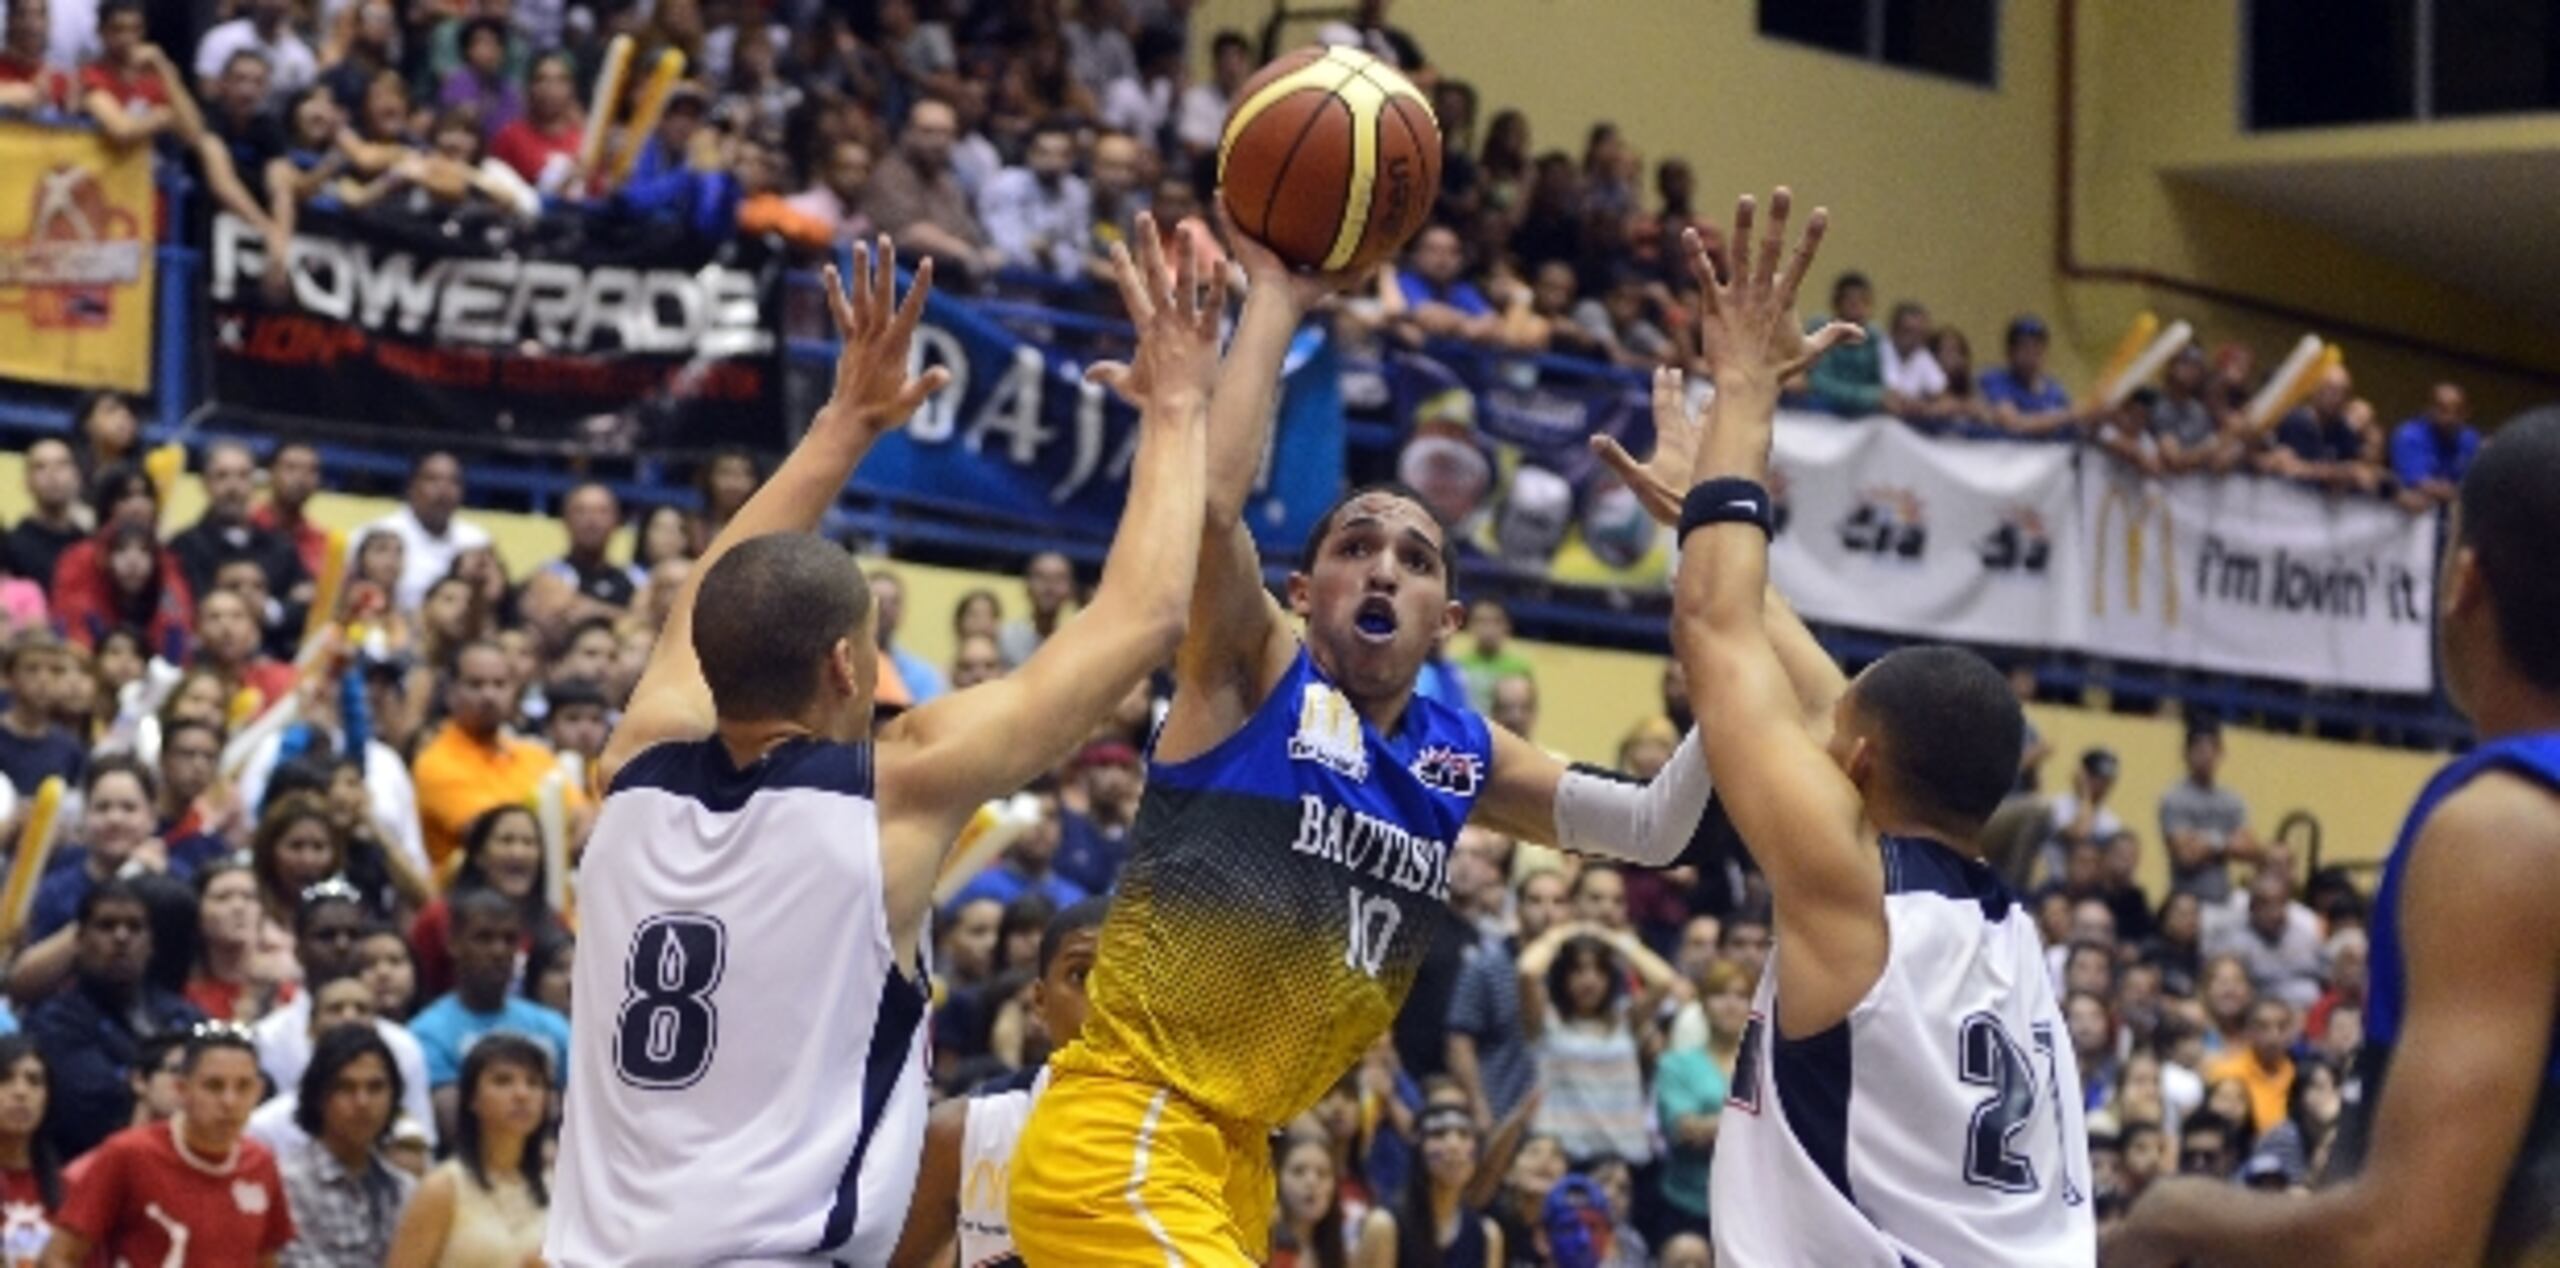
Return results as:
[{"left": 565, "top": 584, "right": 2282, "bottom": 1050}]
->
[{"left": 1055, "top": 645, "right": 1494, "bottom": 1127}]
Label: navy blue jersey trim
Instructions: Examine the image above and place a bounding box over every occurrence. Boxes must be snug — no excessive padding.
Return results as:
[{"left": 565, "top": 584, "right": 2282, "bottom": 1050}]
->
[
  {"left": 1880, "top": 834, "right": 2017, "bottom": 920},
  {"left": 610, "top": 737, "right": 875, "bottom": 812},
  {"left": 814, "top": 963, "right": 928, "bottom": 1253},
  {"left": 1773, "top": 1008, "right": 1855, "bottom": 1208}
]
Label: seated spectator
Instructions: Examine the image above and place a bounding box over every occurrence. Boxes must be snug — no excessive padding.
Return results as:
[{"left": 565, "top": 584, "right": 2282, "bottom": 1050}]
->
[
  {"left": 1980, "top": 315, "right": 2076, "bottom": 435},
  {"left": 946, "top": 788, "right": 1088, "bottom": 914},
  {"left": 1100, "top": 25, "right": 1182, "bottom": 147},
  {"left": 1569, "top": 270, "right": 1674, "bottom": 368},
  {"left": 999, "top": 551, "right": 1077, "bottom": 667},
  {"left": 486, "top": 50, "right": 580, "bottom": 194},
  {"left": 863, "top": 97, "right": 1000, "bottom": 281},
  {"left": 1452, "top": 599, "right": 1532, "bottom": 712},
  {"left": 1490, "top": 675, "right": 1537, "bottom": 741},
  {"left": 519, "top": 483, "right": 641, "bottom": 646},
  {"left": 1176, "top": 28, "right": 1251, "bottom": 162},
  {"left": 8, "top": 438, "right": 85, "bottom": 596},
  {"left": 52, "top": 464, "right": 191, "bottom": 654},
  {"left": 184, "top": 858, "right": 294, "bottom": 1024},
  {"left": 979, "top": 122, "right": 1092, "bottom": 278},
  {"left": 248, "top": 442, "right": 328, "bottom": 585},
  {"left": 0, "top": 634, "right": 84, "bottom": 798},
  {"left": 1054, "top": 742, "right": 1141, "bottom": 894},
  {"left": 30, "top": 756, "right": 160, "bottom": 942},
  {"left": 383, "top": 1031, "right": 551, "bottom": 1262},
  {"left": 1927, "top": 325, "right": 1986, "bottom": 421},
  {"left": 315, "top": 0, "right": 398, "bottom": 115},
  {"left": 250, "top": 885, "right": 434, "bottom": 1146},
  {"left": 1063, "top": 0, "right": 1138, "bottom": 100},
  {"left": 0, "top": 1037, "right": 62, "bottom": 1260},
  {"left": 357, "top": 453, "right": 489, "bottom": 615},
  {"left": 1082, "top": 132, "right": 1147, "bottom": 287},
  {"left": 1353, "top": 1105, "right": 1500, "bottom": 1266},
  {"left": 1397, "top": 224, "right": 1500, "bottom": 343},
  {"left": 192, "top": 589, "right": 296, "bottom": 710},
  {"left": 249, "top": 794, "right": 348, "bottom": 932},
  {"left": 410, "top": 640, "right": 580, "bottom": 871},
  {"left": 190, "top": 0, "right": 312, "bottom": 101},
  {"left": 2202, "top": 997, "right": 2296, "bottom": 1136},
  {"left": 434, "top": 17, "right": 518, "bottom": 136},
  {"left": 421, "top": 0, "right": 524, "bottom": 93},
  {"left": 406, "top": 891, "right": 569, "bottom": 1139},
  {"left": 539, "top": 678, "right": 610, "bottom": 770},
  {"left": 275, "top": 1023, "right": 414, "bottom": 1266},
  {"left": 867, "top": 568, "right": 945, "bottom": 705},
  {"left": 337, "top": 104, "right": 539, "bottom": 220},
  {"left": 2205, "top": 866, "right": 2327, "bottom": 1011},
  {"left": 720, "top": 21, "right": 800, "bottom": 138},
  {"left": 2260, "top": 366, "right": 2382, "bottom": 494},
  {"left": 2160, "top": 718, "right": 2258, "bottom": 901},
  {"left": 781, "top": 137, "right": 876, "bottom": 246},
  {"left": 25, "top": 881, "right": 204, "bottom": 1160},
  {"left": 1804, "top": 272, "right": 1886, "bottom": 416},
  {"left": 407, "top": 804, "right": 568, "bottom": 1003},
  {"left": 48, "top": 1025, "right": 292, "bottom": 1264},
  {"left": 1878, "top": 301, "right": 1948, "bottom": 409},
  {"left": 2388, "top": 380, "right": 2476, "bottom": 510}
]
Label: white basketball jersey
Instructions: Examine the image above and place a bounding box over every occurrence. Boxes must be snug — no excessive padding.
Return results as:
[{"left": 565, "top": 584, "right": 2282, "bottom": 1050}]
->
[
  {"left": 548, "top": 738, "right": 932, "bottom": 1267},
  {"left": 1711, "top": 836, "right": 2094, "bottom": 1268},
  {"left": 954, "top": 1066, "right": 1046, "bottom": 1268}
]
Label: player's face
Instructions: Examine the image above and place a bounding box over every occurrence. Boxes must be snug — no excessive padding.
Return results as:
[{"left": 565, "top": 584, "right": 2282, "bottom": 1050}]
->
[
  {"left": 183, "top": 1048, "right": 265, "bottom": 1145},
  {"left": 0, "top": 1056, "right": 46, "bottom": 1138},
  {"left": 322, "top": 1051, "right": 395, "bottom": 1149},
  {"left": 1292, "top": 495, "right": 1461, "bottom": 711},
  {"left": 1032, "top": 928, "right": 1099, "bottom": 1045}
]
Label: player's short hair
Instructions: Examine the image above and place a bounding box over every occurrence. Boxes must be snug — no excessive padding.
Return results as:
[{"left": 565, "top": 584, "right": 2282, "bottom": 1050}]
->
[
  {"left": 1848, "top": 645, "right": 2023, "bottom": 833},
  {"left": 1037, "top": 897, "right": 1111, "bottom": 976},
  {"left": 2457, "top": 407, "right": 2560, "bottom": 693},
  {"left": 1295, "top": 481, "right": 1459, "bottom": 583},
  {"left": 690, "top": 533, "right": 872, "bottom": 722}
]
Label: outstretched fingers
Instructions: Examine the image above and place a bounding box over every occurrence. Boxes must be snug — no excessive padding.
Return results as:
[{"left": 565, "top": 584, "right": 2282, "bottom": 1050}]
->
[
  {"left": 821, "top": 262, "right": 856, "bottom": 340},
  {"left": 1775, "top": 205, "right": 1829, "bottom": 318},
  {"left": 1107, "top": 240, "right": 1155, "bottom": 325},
  {"left": 890, "top": 255, "right": 935, "bottom": 340},
  {"left": 1753, "top": 187, "right": 1791, "bottom": 301},
  {"left": 1727, "top": 194, "right": 1758, "bottom": 299},
  {"left": 1787, "top": 320, "right": 1868, "bottom": 377}
]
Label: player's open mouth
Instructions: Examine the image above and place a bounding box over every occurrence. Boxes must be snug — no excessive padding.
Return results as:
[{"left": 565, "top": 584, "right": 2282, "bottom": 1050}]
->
[{"left": 1354, "top": 599, "right": 1398, "bottom": 642}]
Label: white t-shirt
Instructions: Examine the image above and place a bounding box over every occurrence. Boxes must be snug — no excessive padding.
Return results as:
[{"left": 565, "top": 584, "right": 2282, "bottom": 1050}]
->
[
  {"left": 351, "top": 506, "right": 491, "bottom": 613},
  {"left": 1880, "top": 340, "right": 1949, "bottom": 400},
  {"left": 192, "top": 18, "right": 318, "bottom": 99}
]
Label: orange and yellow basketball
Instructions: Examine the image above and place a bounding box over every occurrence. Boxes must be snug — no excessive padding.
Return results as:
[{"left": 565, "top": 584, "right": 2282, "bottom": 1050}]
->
[{"left": 1218, "top": 45, "right": 1442, "bottom": 275}]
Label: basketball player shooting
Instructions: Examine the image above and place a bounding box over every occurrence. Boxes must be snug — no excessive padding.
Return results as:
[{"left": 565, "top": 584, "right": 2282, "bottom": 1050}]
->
[
  {"left": 1664, "top": 190, "right": 2093, "bottom": 1267},
  {"left": 2104, "top": 411, "right": 2560, "bottom": 1266},
  {"left": 1004, "top": 212, "right": 1732, "bottom": 1264},
  {"left": 545, "top": 226, "right": 1224, "bottom": 1266}
]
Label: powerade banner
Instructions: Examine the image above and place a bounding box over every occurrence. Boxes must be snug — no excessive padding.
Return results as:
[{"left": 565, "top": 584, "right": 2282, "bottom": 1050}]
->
[
  {"left": 1384, "top": 348, "right": 1668, "bottom": 586},
  {"left": 203, "top": 210, "right": 784, "bottom": 451},
  {"left": 852, "top": 285, "right": 1343, "bottom": 547}
]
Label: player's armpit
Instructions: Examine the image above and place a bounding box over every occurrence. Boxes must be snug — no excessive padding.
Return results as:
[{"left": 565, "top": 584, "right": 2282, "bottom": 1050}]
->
[
  {"left": 887, "top": 1099, "right": 967, "bottom": 1268},
  {"left": 1156, "top": 525, "right": 1294, "bottom": 765}
]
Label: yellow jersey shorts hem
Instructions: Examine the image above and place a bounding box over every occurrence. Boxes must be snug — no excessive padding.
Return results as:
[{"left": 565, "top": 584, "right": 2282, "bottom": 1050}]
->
[{"left": 1007, "top": 1067, "right": 1274, "bottom": 1266}]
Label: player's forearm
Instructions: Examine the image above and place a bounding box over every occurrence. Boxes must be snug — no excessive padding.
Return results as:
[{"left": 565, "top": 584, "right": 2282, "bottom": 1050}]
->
[
  {"left": 1678, "top": 377, "right": 1781, "bottom": 641},
  {"left": 1204, "top": 282, "right": 1301, "bottom": 528},
  {"left": 1088, "top": 395, "right": 1209, "bottom": 648},
  {"left": 2123, "top": 1180, "right": 2377, "bottom": 1267}
]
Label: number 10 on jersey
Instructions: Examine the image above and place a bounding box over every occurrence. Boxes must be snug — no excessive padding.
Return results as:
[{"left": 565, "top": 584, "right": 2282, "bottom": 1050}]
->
[{"left": 1345, "top": 886, "right": 1402, "bottom": 978}]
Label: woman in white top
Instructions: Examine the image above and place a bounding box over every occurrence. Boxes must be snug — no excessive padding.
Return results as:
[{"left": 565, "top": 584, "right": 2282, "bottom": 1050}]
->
[{"left": 386, "top": 1032, "right": 550, "bottom": 1267}]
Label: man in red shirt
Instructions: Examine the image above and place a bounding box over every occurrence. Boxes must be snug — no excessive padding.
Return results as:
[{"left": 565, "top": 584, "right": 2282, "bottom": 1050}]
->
[
  {"left": 488, "top": 50, "right": 582, "bottom": 195},
  {"left": 0, "top": 0, "right": 69, "bottom": 112},
  {"left": 45, "top": 1025, "right": 294, "bottom": 1267}
]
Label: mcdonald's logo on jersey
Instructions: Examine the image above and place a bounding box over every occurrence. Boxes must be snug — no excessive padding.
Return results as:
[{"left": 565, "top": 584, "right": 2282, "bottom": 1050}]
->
[
  {"left": 2090, "top": 481, "right": 2180, "bottom": 626},
  {"left": 1290, "top": 682, "right": 1370, "bottom": 781},
  {"left": 960, "top": 1156, "right": 1009, "bottom": 1216}
]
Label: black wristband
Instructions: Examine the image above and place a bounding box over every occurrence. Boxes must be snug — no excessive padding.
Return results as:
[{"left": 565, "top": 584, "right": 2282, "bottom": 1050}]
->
[{"left": 1678, "top": 478, "right": 1775, "bottom": 544}]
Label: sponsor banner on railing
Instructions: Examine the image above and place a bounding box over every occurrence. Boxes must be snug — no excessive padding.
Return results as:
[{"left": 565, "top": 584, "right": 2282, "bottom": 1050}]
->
[
  {"left": 203, "top": 210, "right": 783, "bottom": 451},
  {"left": 850, "top": 281, "right": 1343, "bottom": 546},
  {"left": 0, "top": 121, "right": 156, "bottom": 392},
  {"left": 2079, "top": 470, "right": 2436, "bottom": 693},
  {"left": 1767, "top": 414, "right": 2084, "bottom": 648}
]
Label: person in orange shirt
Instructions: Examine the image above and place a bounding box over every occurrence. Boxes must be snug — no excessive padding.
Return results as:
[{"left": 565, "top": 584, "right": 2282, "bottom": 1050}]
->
[
  {"left": 410, "top": 640, "right": 580, "bottom": 874},
  {"left": 2203, "top": 996, "right": 2297, "bottom": 1136}
]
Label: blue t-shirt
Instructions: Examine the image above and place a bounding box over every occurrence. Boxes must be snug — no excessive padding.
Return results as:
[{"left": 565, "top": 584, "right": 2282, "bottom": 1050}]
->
[
  {"left": 409, "top": 992, "right": 572, "bottom": 1087},
  {"left": 0, "top": 725, "right": 85, "bottom": 798},
  {"left": 2389, "top": 419, "right": 2477, "bottom": 488},
  {"left": 1978, "top": 367, "right": 2071, "bottom": 415},
  {"left": 945, "top": 860, "right": 1088, "bottom": 916},
  {"left": 2275, "top": 408, "right": 2361, "bottom": 464},
  {"left": 1397, "top": 270, "right": 1493, "bottom": 318}
]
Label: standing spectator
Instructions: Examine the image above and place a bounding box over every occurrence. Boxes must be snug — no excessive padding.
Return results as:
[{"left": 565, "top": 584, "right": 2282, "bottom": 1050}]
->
[
  {"left": 2159, "top": 719, "right": 2257, "bottom": 902},
  {"left": 1396, "top": 224, "right": 1500, "bottom": 343},
  {"left": 1980, "top": 315, "right": 2076, "bottom": 436},
  {"left": 7, "top": 439, "right": 85, "bottom": 597},
  {"left": 409, "top": 641, "right": 576, "bottom": 871},
  {"left": 1519, "top": 924, "right": 1674, "bottom": 1168},
  {"left": 0, "top": 1037, "right": 62, "bottom": 1264},
  {"left": 0, "top": 635, "right": 83, "bottom": 798},
  {"left": 998, "top": 551, "right": 1076, "bottom": 667},
  {"left": 782, "top": 138, "right": 875, "bottom": 245},
  {"left": 0, "top": 0, "right": 70, "bottom": 109},
  {"left": 405, "top": 892, "right": 567, "bottom": 1144},
  {"left": 357, "top": 453, "right": 489, "bottom": 614},
  {"left": 866, "top": 569, "right": 944, "bottom": 705},
  {"left": 191, "top": 0, "right": 312, "bottom": 100},
  {"left": 861, "top": 97, "right": 1000, "bottom": 281},
  {"left": 1877, "top": 301, "right": 1948, "bottom": 408},
  {"left": 519, "top": 483, "right": 640, "bottom": 644},
  {"left": 46, "top": 1025, "right": 292, "bottom": 1265},
  {"left": 384, "top": 1033, "right": 550, "bottom": 1265},
  {"left": 434, "top": 18, "right": 519, "bottom": 139},
  {"left": 1175, "top": 28, "right": 1250, "bottom": 162},
  {"left": 1448, "top": 870, "right": 1567, "bottom": 1129},
  {"left": 2139, "top": 345, "right": 2243, "bottom": 474},
  {"left": 2388, "top": 381, "right": 2477, "bottom": 510},
  {"left": 2261, "top": 367, "right": 2381, "bottom": 494},
  {"left": 485, "top": 51, "right": 579, "bottom": 193},
  {"left": 25, "top": 882, "right": 203, "bottom": 1161},
  {"left": 276, "top": 1025, "right": 413, "bottom": 1267},
  {"left": 1451, "top": 599, "right": 1532, "bottom": 712},
  {"left": 1653, "top": 958, "right": 1746, "bottom": 1242},
  {"left": 1804, "top": 272, "right": 1885, "bottom": 416},
  {"left": 2041, "top": 747, "right": 2126, "bottom": 884},
  {"left": 979, "top": 122, "right": 1091, "bottom": 279}
]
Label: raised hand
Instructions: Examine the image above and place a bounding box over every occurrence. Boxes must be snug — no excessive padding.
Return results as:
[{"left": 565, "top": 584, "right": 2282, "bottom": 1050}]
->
[
  {"left": 1683, "top": 188, "right": 1863, "bottom": 390},
  {"left": 1591, "top": 365, "right": 1713, "bottom": 526},
  {"left": 816, "top": 235, "right": 952, "bottom": 442},
  {"left": 1086, "top": 211, "right": 1228, "bottom": 412},
  {"left": 1220, "top": 200, "right": 1365, "bottom": 315}
]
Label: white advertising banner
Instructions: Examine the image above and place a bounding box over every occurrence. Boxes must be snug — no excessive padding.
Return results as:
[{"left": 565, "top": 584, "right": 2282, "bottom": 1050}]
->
[
  {"left": 1768, "top": 415, "right": 2083, "bottom": 648},
  {"left": 2077, "top": 470, "right": 2437, "bottom": 693}
]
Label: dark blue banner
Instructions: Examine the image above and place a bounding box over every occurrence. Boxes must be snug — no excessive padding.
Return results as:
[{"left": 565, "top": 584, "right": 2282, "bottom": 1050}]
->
[{"left": 852, "top": 282, "right": 1343, "bottom": 548}]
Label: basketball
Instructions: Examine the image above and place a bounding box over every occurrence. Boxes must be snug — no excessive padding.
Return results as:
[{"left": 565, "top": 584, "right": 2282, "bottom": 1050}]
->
[{"left": 1217, "top": 45, "right": 1442, "bottom": 275}]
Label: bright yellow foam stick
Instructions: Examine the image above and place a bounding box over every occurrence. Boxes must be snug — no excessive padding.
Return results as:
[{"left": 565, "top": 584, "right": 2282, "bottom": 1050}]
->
[
  {"left": 535, "top": 765, "right": 572, "bottom": 913},
  {"left": 933, "top": 794, "right": 1039, "bottom": 907},
  {"left": 577, "top": 34, "right": 635, "bottom": 186},
  {"left": 0, "top": 777, "right": 65, "bottom": 944},
  {"left": 2090, "top": 311, "right": 2159, "bottom": 405},
  {"left": 302, "top": 528, "right": 349, "bottom": 648},
  {"left": 2097, "top": 320, "right": 2195, "bottom": 410},
  {"left": 2243, "top": 334, "right": 2326, "bottom": 432},
  {"left": 605, "top": 49, "right": 688, "bottom": 188}
]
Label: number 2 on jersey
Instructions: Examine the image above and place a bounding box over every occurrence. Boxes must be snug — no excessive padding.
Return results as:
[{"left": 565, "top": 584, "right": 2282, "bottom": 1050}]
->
[
  {"left": 615, "top": 914, "right": 729, "bottom": 1089},
  {"left": 1957, "top": 1011, "right": 2083, "bottom": 1204}
]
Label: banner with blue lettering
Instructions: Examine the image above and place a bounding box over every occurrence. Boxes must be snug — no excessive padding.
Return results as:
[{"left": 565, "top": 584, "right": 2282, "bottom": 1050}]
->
[{"left": 853, "top": 285, "right": 1343, "bottom": 547}]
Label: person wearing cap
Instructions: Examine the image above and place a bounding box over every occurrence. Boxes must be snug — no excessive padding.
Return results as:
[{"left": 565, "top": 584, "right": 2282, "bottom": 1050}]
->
[
  {"left": 1054, "top": 739, "right": 1141, "bottom": 895},
  {"left": 1980, "top": 314, "right": 2077, "bottom": 436},
  {"left": 2161, "top": 717, "right": 2258, "bottom": 902},
  {"left": 2040, "top": 746, "right": 2126, "bottom": 885}
]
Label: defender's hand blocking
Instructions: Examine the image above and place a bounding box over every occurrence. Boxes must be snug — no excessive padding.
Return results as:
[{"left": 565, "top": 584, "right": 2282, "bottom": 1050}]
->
[
  {"left": 1591, "top": 366, "right": 1712, "bottom": 527},
  {"left": 1086, "top": 212, "right": 1229, "bottom": 411},
  {"left": 817, "top": 236, "right": 952, "bottom": 442},
  {"left": 1684, "top": 188, "right": 1864, "bottom": 389}
]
